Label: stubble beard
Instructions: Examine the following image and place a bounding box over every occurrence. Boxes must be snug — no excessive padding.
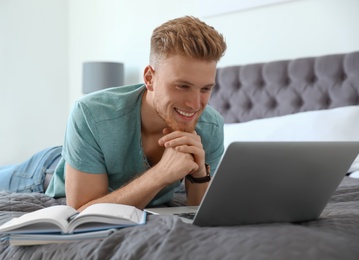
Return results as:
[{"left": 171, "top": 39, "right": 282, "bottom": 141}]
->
[{"left": 153, "top": 99, "right": 199, "bottom": 133}]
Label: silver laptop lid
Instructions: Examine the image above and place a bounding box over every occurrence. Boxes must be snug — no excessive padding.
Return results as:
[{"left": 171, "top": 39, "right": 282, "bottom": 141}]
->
[{"left": 193, "top": 141, "right": 359, "bottom": 226}]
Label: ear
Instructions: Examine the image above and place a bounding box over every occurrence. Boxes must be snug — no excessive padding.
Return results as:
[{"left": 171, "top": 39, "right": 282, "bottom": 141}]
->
[{"left": 143, "top": 65, "right": 155, "bottom": 91}]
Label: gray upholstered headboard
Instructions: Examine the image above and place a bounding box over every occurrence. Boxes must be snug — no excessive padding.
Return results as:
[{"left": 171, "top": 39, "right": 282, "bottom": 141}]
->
[{"left": 210, "top": 51, "right": 359, "bottom": 123}]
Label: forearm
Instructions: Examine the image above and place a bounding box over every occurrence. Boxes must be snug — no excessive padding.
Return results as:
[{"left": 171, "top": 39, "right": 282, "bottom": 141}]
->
[
  {"left": 78, "top": 168, "right": 167, "bottom": 211},
  {"left": 185, "top": 179, "right": 209, "bottom": 205}
]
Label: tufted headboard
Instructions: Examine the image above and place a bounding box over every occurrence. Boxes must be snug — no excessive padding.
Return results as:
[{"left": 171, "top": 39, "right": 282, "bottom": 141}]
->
[{"left": 210, "top": 51, "right": 359, "bottom": 123}]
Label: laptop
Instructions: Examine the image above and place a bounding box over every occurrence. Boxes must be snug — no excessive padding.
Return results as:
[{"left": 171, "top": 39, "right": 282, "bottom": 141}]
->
[{"left": 145, "top": 141, "right": 359, "bottom": 226}]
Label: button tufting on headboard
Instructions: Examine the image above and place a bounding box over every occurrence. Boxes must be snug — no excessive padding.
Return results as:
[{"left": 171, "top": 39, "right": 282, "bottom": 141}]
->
[{"left": 210, "top": 51, "right": 359, "bottom": 123}]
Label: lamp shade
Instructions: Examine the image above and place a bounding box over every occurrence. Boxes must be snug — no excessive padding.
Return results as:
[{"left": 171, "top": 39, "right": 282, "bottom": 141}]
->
[{"left": 82, "top": 62, "right": 124, "bottom": 94}]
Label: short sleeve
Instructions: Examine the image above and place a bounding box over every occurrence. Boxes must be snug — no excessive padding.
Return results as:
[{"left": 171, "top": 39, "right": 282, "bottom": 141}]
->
[{"left": 62, "top": 102, "right": 107, "bottom": 174}]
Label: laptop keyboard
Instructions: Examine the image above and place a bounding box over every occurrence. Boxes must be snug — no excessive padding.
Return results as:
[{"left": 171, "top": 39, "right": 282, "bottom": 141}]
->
[{"left": 174, "top": 212, "right": 196, "bottom": 220}]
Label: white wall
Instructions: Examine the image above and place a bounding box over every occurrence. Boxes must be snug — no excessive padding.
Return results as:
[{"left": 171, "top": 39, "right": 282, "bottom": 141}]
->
[
  {"left": 1, "top": 0, "right": 358, "bottom": 164},
  {"left": 208, "top": 0, "right": 359, "bottom": 66},
  {"left": 68, "top": 0, "right": 201, "bottom": 108},
  {"left": 0, "top": 0, "right": 68, "bottom": 164},
  {"left": 68, "top": 0, "right": 359, "bottom": 107}
]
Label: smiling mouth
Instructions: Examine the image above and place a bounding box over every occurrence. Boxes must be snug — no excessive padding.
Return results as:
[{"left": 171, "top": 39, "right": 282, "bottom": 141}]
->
[{"left": 175, "top": 108, "right": 196, "bottom": 118}]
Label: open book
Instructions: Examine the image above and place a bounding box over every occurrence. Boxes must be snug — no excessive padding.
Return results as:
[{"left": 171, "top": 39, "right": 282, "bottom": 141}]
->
[{"left": 0, "top": 203, "right": 146, "bottom": 235}]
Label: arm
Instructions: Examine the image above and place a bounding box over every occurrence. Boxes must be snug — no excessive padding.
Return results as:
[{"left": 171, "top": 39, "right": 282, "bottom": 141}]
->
[
  {"left": 65, "top": 163, "right": 166, "bottom": 211},
  {"left": 66, "top": 139, "right": 200, "bottom": 211},
  {"left": 158, "top": 129, "right": 210, "bottom": 206},
  {"left": 185, "top": 171, "right": 210, "bottom": 205}
]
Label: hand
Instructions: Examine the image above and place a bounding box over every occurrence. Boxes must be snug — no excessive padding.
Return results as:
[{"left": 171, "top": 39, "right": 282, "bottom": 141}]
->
[
  {"left": 158, "top": 128, "right": 207, "bottom": 178},
  {"left": 154, "top": 146, "right": 197, "bottom": 185}
]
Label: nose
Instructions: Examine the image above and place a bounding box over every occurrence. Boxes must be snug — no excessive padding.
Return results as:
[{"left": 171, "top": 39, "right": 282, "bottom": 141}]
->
[{"left": 184, "top": 91, "right": 201, "bottom": 110}]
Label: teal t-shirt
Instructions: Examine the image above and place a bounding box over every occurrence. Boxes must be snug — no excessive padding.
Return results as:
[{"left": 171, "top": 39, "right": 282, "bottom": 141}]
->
[{"left": 46, "top": 84, "right": 224, "bottom": 206}]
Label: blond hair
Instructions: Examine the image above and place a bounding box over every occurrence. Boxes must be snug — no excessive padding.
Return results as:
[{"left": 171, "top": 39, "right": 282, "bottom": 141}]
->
[{"left": 150, "top": 16, "right": 227, "bottom": 68}]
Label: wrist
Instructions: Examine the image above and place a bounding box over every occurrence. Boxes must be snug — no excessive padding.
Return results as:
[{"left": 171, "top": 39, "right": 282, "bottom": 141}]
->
[{"left": 186, "top": 164, "right": 211, "bottom": 184}]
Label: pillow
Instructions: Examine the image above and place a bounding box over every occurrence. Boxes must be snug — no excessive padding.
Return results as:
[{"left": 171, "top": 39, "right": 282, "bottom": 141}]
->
[
  {"left": 350, "top": 171, "right": 359, "bottom": 179},
  {"left": 223, "top": 106, "right": 359, "bottom": 174}
]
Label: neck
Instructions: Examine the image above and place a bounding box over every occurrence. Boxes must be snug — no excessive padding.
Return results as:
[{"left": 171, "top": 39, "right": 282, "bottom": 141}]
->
[{"left": 141, "top": 90, "right": 166, "bottom": 136}]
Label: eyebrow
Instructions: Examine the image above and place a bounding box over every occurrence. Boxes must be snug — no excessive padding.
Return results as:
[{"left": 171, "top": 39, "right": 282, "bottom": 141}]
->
[{"left": 175, "top": 80, "right": 215, "bottom": 88}]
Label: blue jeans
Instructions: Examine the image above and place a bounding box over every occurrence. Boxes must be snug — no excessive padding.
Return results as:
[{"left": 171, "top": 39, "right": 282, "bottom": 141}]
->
[{"left": 0, "top": 146, "right": 62, "bottom": 193}]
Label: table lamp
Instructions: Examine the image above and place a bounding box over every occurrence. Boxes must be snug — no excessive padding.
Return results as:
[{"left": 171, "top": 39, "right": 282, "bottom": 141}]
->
[{"left": 82, "top": 62, "right": 124, "bottom": 94}]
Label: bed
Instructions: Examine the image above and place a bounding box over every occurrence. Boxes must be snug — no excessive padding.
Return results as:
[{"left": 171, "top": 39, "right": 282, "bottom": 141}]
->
[{"left": 1, "top": 51, "right": 359, "bottom": 259}]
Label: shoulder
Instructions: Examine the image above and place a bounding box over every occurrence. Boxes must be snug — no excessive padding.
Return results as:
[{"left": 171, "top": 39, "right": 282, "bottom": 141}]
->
[
  {"left": 197, "top": 105, "right": 224, "bottom": 128},
  {"left": 197, "top": 105, "right": 225, "bottom": 168},
  {"left": 73, "top": 84, "right": 145, "bottom": 122},
  {"left": 196, "top": 105, "right": 224, "bottom": 139}
]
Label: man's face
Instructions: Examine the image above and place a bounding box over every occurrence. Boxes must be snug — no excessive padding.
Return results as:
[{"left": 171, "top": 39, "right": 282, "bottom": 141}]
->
[{"left": 146, "top": 55, "right": 217, "bottom": 132}]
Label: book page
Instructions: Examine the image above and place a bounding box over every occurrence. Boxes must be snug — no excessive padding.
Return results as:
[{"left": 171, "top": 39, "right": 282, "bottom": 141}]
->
[
  {"left": 75, "top": 203, "right": 143, "bottom": 222},
  {"left": 0, "top": 205, "right": 77, "bottom": 234},
  {"left": 68, "top": 203, "right": 145, "bottom": 232}
]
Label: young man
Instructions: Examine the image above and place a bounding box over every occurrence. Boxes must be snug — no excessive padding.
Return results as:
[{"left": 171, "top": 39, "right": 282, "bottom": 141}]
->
[{"left": 1, "top": 16, "right": 227, "bottom": 211}]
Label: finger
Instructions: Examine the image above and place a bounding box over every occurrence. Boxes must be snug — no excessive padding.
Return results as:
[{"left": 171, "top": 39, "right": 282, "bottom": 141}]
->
[
  {"left": 158, "top": 128, "right": 175, "bottom": 146},
  {"left": 159, "top": 131, "right": 200, "bottom": 147},
  {"left": 162, "top": 128, "right": 172, "bottom": 135},
  {"left": 175, "top": 145, "right": 205, "bottom": 164},
  {"left": 163, "top": 130, "right": 197, "bottom": 140},
  {"left": 165, "top": 135, "right": 201, "bottom": 148}
]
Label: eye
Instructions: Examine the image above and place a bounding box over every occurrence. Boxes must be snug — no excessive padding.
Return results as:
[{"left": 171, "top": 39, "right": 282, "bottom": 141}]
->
[
  {"left": 176, "top": 84, "right": 190, "bottom": 90},
  {"left": 201, "top": 87, "right": 213, "bottom": 93}
]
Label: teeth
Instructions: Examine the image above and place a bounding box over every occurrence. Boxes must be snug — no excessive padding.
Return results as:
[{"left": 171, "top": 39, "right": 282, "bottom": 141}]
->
[{"left": 176, "top": 109, "right": 195, "bottom": 117}]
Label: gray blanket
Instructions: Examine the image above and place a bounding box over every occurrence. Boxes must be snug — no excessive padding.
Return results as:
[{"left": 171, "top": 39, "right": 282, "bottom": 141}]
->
[{"left": 1, "top": 177, "right": 359, "bottom": 260}]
